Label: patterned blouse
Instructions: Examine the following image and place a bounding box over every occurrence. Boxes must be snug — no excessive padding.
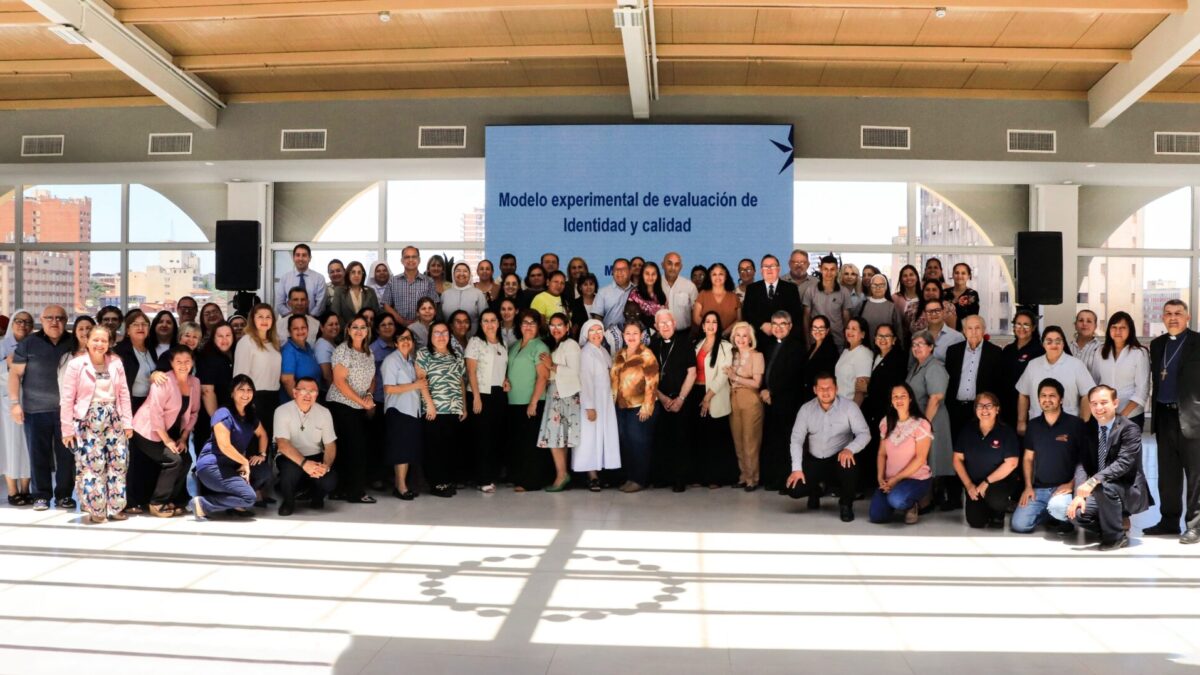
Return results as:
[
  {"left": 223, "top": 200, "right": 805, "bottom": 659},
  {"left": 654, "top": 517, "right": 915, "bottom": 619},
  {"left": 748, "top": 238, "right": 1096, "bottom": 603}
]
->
[
  {"left": 327, "top": 342, "right": 375, "bottom": 409},
  {"left": 416, "top": 348, "right": 465, "bottom": 416},
  {"left": 610, "top": 345, "right": 659, "bottom": 416}
]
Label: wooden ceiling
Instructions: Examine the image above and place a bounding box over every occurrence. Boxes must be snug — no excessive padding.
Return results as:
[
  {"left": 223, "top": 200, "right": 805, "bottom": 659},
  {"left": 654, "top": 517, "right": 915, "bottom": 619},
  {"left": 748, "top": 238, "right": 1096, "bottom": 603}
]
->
[{"left": 3, "top": 0, "right": 1200, "bottom": 109}]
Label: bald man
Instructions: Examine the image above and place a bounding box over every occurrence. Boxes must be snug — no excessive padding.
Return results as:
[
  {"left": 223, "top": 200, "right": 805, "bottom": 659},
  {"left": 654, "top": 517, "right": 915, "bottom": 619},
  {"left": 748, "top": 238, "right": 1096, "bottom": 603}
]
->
[
  {"left": 661, "top": 252, "right": 698, "bottom": 331},
  {"left": 9, "top": 305, "right": 76, "bottom": 510}
]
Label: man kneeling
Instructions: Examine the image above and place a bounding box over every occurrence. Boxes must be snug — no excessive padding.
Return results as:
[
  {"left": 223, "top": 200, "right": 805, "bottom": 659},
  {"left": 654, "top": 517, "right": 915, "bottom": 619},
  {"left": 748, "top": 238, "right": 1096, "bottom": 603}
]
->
[
  {"left": 786, "top": 373, "right": 870, "bottom": 522},
  {"left": 274, "top": 377, "right": 338, "bottom": 516},
  {"left": 1067, "top": 385, "right": 1151, "bottom": 551},
  {"left": 1011, "top": 378, "right": 1087, "bottom": 534}
]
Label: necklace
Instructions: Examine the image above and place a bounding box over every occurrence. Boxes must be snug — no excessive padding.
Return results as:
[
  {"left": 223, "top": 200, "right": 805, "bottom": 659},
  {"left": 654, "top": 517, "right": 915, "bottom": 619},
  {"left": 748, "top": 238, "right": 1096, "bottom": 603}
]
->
[{"left": 1163, "top": 332, "right": 1188, "bottom": 382}]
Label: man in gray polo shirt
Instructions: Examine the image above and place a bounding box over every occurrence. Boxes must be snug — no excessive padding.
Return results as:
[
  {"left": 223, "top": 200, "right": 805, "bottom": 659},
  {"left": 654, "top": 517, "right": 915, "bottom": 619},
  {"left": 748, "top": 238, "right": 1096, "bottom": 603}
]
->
[
  {"left": 787, "top": 372, "right": 871, "bottom": 522},
  {"left": 9, "top": 305, "right": 75, "bottom": 511},
  {"left": 274, "top": 377, "right": 338, "bottom": 516}
]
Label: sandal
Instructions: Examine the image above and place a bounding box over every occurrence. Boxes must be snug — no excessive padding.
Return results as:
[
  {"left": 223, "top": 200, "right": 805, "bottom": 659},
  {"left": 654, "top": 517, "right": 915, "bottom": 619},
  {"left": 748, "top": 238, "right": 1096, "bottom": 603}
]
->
[
  {"left": 588, "top": 478, "right": 602, "bottom": 492},
  {"left": 350, "top": 494, "right": 377, "bottom": 504},
  {"left": 123, "top": 506, "right": 145, "bottom": 516},
  {"left": 108, "top": 511, "right": 128, "bottom": 521},
  {"left": 88, "top": 514, "right": 107, "bottom": 524}
]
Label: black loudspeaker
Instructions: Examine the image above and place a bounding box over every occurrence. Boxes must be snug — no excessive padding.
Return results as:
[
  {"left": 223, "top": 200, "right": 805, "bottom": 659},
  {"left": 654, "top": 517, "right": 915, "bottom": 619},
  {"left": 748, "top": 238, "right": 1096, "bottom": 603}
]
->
[
  {"left": 1015, "top": 231, "right": 1063, "bottom": 306},
  {"left": 215, "top": 220, "right": 261, "bottom": 291}
]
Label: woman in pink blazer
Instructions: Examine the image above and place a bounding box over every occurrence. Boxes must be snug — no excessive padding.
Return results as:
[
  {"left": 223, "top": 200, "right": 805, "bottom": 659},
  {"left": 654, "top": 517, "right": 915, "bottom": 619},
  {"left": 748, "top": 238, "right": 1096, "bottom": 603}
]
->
[
  {"left": 128, "top": 344, "right": 201, "bottom": 517},
  {"left": 60, "top": 325, "right": 134, "bottom": 524}
]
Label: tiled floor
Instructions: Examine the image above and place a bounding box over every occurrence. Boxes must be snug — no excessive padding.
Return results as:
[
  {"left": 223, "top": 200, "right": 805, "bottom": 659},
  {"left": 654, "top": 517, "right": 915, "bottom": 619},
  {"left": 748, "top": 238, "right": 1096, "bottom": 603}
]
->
[{"left": 2, "top": 435, "right": 1198, "bottom": 674}]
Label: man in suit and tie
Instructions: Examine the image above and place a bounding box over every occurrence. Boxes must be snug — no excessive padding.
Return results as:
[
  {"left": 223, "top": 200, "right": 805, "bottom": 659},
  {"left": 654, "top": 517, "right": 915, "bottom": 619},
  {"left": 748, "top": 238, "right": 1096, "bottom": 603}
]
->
[
  {"left": 1068, "top": 385, "right": 1152, "bottom": 551},
  {"left": 759, "top": 310, "right": 807, "bottom": 492},
  {"left": 1145, "top": 300, "right": 1200, "bottom": 544},
  {"left": 742, "top": 254, "right": 802, "bottom": 350},
  {"left": 946, "top": 315, "right": 1005, "bottom": 445}
]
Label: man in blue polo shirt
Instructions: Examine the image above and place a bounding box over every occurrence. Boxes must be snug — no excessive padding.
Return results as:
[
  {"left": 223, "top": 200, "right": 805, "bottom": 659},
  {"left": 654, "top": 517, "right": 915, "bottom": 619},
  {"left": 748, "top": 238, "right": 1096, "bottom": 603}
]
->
[
  {"left": 8, "top": 305, "right": 75, "bottom": 511},
  {"left": 1011, "top": 378, "right": 1088, "bottom": 535}
]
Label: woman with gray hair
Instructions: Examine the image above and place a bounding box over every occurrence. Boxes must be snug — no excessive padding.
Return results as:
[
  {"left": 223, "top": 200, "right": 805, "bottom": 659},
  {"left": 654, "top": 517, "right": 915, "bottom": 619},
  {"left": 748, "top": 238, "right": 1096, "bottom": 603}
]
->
[{"left": 907, "top": 329, "right": 956, "bottom": 510}]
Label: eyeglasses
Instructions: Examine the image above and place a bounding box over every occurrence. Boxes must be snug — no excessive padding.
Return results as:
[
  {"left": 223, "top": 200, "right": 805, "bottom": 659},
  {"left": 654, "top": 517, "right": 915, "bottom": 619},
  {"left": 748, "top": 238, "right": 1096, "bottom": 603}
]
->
[
  {"left": 1014, "top": 322, "right": 1033, "bottom": 329},
  {"left": 925, "top": 308, "right": 943, "bottom": 315},
  {"left": 43, "top": 316, "right": 67, "bottom": 322},
  {"left": 397, "top": 335, "right": 414, "bottom": 342},
  {"left": 975, "top": 403, "right": 997, "bottom": 411},
  {"left": 876, "top": 334, "right": 895, "bottom": 340},
  {"left": 431, "top": 330, "right": 450, "bottom": 337},
  {"left": 811, "top": 326, "right": 828, "bottom": 333},
  {"left": 295, "top": 389, "right": 318, "bottom": 396},
  {"left": 12, "top": 319, "right": 31, "bottom": 326},
  {"left": 771, "top": 321, "right": 791, "bottom": 328}
]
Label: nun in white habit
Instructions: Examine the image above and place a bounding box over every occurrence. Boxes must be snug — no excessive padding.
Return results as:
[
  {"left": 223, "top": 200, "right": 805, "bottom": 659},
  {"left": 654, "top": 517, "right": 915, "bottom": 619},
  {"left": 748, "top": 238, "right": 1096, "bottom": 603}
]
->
[
  {"left": 0, "top": 309, "right": 32, "bottom": 504},
  {"left": 575, "top": 319, "right": 620, "bottom": 490}
]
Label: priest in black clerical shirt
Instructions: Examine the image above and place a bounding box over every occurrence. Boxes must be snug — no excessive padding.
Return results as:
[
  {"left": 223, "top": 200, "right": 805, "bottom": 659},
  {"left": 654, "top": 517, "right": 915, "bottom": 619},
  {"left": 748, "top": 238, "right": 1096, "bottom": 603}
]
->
[
  {"left": 650, "top": 308, "right": 699, "bottom": 492},
  {"left": 759, "top": 310, "right": 807, "bottom": 493}
]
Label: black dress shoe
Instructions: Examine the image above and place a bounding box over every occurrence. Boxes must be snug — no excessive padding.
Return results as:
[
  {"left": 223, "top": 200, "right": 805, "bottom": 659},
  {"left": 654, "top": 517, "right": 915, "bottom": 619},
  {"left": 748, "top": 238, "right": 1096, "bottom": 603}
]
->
[
  {"left": 1180, "top": 528, "right": 1200, "bottom": 545},
  {"left": 310, "top": 497, "right": 325, "bottom": 510},
  {"left": 840, "top": 505, "right": 854, "bottom": 522},
  {"left": 56, "top": 498, "right": 77, "bottom": 510},
  {"left": 777, "top": 488, "right": 789, "bottom": 496},
  {"left": 807, "top": 495, "right": 820, "bottom": 510},
  {"left": 278, "top": 502, "right": 295, "bottom": 517},
  {"left": 393, "top": 489, "right": 416, "bottom": 501},
  {"left": 1055, "top": 521, "right": 1076, "bottom": 536},
  {"left": 1098, "top": 534, "right": 1129, "bottom": 551},
  {"left": 743, "top": 484, "right": 758, "bottom": 493},
  {"left": 1144, "top": 523, "right": 1181, "bottom": 536},
  {"left": 671, "top": 483, "right": 686, "bottom": 493}
]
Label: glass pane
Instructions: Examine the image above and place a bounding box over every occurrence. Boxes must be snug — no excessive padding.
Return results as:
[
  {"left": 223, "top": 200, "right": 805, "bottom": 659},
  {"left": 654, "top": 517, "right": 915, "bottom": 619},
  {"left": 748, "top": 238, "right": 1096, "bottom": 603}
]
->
[
  {"left": 912, "top": 251, "right": 1015, "bottom": 337},
  {"left": 1081, "top": 187, "right": 1192, "bottom": 250},
  {"left": 128, "top": 250, "right": 230, "bottom": 317},
  {"left": 1078, "top": 256, "right": 1191, "bottom": 339},
  {"left": 814, "top": 251, "right": 906, "bottom": 288},
  {"left": 275, "top": 183, "right": 379, "bottom": 243},
  {"left": 10, "top": 250, "right": 117, "bottom": 320},
  {"left": 794, "top": 182, "right": 907, "bottom": 245},
  {"left": 14, "top": 184, "right": 120, "bottom": 243},
  {"left": 129, "top": 184, "right": 212, "bottom": 243},
  {"left": 386, "top": 181, "right": 484, "bottom": 242}
]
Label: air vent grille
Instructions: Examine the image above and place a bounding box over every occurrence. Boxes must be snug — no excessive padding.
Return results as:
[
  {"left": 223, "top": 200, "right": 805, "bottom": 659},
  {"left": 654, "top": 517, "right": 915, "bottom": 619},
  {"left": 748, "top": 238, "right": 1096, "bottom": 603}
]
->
[
  {"left": 148, "top": 133, "right": 193, "bottom": 156},
  {"left": 418, "top": 126, "right": 467, "bottom": 149},
  {"left": 1008, "top": 129, "right": 1056, "bottom": 154},
  {"left": 281, "top": 129, "right": 327, "bottom": 152},
  {"left": 860, "top": 126, "right": 910, "bottom": 150},
  {"left": 1155, "top": 132, "right": 1200, "bottom": 156},
  {"left": 21, "top": 135, "right": 64, "bottom": 157}
]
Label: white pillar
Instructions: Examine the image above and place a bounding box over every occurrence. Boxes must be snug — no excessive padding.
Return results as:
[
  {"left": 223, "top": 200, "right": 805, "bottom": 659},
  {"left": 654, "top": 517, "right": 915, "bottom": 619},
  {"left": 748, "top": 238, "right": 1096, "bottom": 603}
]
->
[
  {"left": 225, "top": 181, "right": 271, "bottom": 298},
  {"left": 1030, "top": 185, "right": 1079, "bottom": 331}
]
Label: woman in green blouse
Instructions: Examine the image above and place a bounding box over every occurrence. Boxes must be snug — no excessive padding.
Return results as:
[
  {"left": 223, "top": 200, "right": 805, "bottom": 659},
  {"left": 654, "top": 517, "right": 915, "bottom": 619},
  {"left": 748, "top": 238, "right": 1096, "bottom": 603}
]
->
[
  {"left": 415, "top": 320, "right": 467, "bottom": 498},
  {"left": 506, "top": 309, "right": 551, "bottom": 492}
]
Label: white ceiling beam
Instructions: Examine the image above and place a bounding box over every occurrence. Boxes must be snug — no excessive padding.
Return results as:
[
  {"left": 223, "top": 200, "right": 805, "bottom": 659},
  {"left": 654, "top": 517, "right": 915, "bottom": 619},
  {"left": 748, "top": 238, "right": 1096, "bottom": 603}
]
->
[
  {"left": 614, "top": 0, "right": 652, "bottom": 119},
  {"left": 1088, "top": 2, "right": 1200, "bottom": 128},
  {"left": 23, "top": 0, "right": 223, "bottom": 128}
]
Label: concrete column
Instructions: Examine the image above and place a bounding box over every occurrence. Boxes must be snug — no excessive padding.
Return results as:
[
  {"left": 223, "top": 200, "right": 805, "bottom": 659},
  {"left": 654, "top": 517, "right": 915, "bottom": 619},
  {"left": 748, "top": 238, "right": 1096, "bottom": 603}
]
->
[
  {"left": 225, "top": 181, "right": 271, "bottom": 298},
  {"left": 1030, "top": 185, "right": 1079, "bottom": 331}
]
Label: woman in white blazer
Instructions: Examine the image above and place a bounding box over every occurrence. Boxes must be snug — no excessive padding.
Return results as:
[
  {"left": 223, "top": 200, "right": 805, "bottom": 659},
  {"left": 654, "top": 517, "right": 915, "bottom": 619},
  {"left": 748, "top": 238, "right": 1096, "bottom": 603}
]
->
[{"left": 695, "top": 310, "right": 738, "bottom": 487}]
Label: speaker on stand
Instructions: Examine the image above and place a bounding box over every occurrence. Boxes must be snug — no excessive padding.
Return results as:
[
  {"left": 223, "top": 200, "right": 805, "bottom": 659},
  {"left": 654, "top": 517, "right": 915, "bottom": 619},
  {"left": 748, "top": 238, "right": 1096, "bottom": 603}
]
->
[
  {"left": 1014, "top": 231, "right": 1064, "bottom": 318},
  {"left": 215, "top": 220, "right": 262, "bottom": 317}
]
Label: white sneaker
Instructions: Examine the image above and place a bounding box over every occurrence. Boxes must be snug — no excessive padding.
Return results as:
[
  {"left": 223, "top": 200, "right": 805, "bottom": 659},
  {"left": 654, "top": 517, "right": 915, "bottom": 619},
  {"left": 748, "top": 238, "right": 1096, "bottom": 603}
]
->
[{"left": 480, "top": 483, "right": 496, "bottom": 494}]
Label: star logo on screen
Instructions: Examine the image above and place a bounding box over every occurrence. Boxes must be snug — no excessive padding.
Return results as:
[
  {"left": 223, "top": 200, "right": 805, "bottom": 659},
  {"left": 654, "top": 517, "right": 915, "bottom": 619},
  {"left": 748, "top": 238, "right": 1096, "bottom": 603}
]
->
[{"left": 771, "top": 128, "right": 794, "bottom": 175}]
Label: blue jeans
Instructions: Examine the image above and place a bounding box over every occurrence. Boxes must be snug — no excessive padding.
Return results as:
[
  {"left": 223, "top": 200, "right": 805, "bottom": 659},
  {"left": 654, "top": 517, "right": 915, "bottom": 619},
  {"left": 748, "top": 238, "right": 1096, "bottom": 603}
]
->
[
  {"left": 24, "top": 411, "right": 74, "bottom": 502},
  {"left": 869, "top": 478, "right": 931, "bottom": 523},
  {"left": 617, "top": 407, "right": 657, "bottom": 486},
  {"left": 1010, "top": 487, "right": 1072, "bottom": 533}
]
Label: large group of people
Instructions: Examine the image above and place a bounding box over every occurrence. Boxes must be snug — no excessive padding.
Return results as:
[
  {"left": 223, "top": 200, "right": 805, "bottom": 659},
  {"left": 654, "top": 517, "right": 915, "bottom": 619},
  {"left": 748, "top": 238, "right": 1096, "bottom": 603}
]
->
[{"left": 0, "top": 242, "right": 1197, "bottom": 552}]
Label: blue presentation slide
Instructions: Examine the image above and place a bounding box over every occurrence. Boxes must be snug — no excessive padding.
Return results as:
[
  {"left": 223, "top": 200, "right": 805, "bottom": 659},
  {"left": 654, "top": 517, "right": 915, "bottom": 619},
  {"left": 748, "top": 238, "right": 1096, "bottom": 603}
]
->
[{"left": 485, "top": 125, "right": 794, "bottom": 278}]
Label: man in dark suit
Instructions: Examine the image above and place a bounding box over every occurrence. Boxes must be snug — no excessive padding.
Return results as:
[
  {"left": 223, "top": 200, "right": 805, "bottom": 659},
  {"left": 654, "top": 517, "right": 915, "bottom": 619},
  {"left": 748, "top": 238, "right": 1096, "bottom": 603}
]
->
[
  {"left": 945, "top": 315, "right": 1005, "bottom": 444},
  {"left": 759, "top": 310, "right": 807, "bottom": 492},
  {"left": 1068, "top": 385, "right": 1152, "bottom": 551},
  {"left": 1145, "top": 299, "right": 1200, "bottom": 543},
  {"left": 742, "top": 254, "right": 803, "bottom": 350}
]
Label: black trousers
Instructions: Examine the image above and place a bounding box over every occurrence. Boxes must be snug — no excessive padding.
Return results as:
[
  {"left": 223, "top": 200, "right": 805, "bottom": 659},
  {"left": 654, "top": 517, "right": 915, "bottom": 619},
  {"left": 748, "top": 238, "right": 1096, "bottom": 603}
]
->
[
  {"left": 1155, "top": 405, "right": 1200, "bottom": 529},
  {"left": 761, "top": 396, "right": 798, "bottom": 491},
  {"left": 130, "top": 433, "right": 188, "bottom": 506},
  {"left": 948, "top": 400, "right": 976, "bottom": 450},
  {"left": 328, "top": 401, "right": 370, "bottom": 498},
  {"left": 964, "top": 474, "right": 1021, "bottom": 528},
  {"left": 277, "top": 457, "right": 338, "bottom": 505},
  {"left": 1072, "top": 482, "right": 1130, "bottom": 543},
  {"left": 508, "top": 402, "right": 551, "bottom": 490},
  {"left": 696, "top": 410, "right": 737, "bottom": 486},
  {"left": 652, "top": 396, "right": 695, "bottom": 486},
  {"left": 471, "top": 388, "right": 507, "bottom": 485},
  {"left": 423, "top": 414, "right": 463, "bottom": 488},
  {"left": 788, "top": 453, "right": 858, "bottom": 505}
]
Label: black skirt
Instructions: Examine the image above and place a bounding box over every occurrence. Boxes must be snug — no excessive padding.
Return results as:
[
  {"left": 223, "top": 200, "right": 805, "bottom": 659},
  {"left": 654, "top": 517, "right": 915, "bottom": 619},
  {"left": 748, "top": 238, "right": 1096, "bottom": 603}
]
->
[{"left": 385, "top": 408, "right": 422, "bottom": 466}]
